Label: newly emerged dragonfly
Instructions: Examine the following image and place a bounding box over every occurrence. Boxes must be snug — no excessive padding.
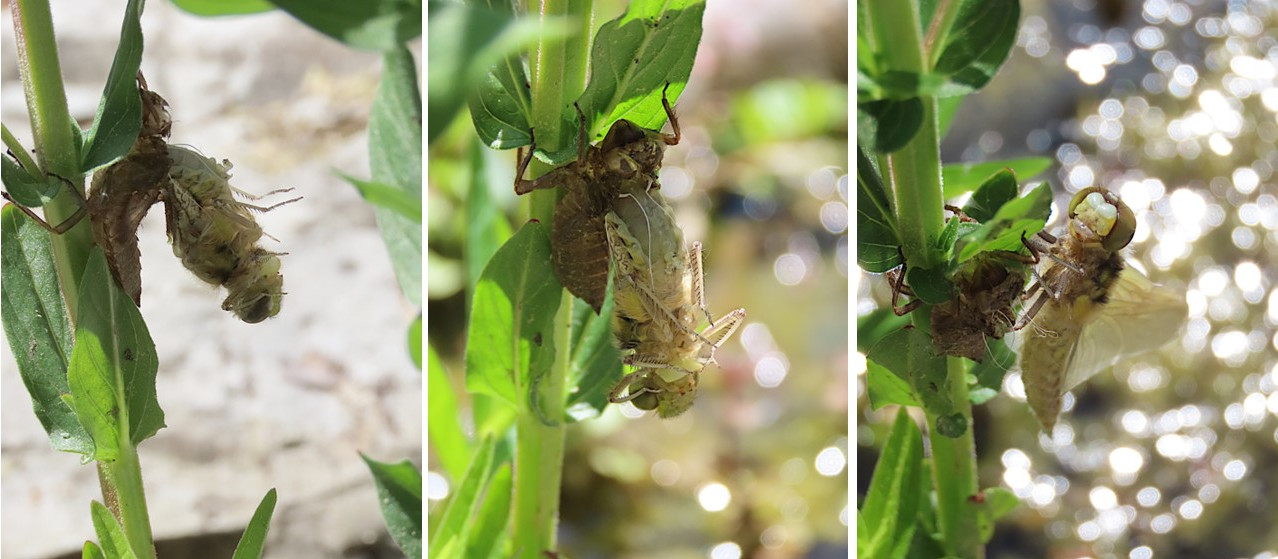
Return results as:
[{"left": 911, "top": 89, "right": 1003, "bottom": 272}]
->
[
  {"left": 1016, "top": 187, "right": 1187, "bottom": 431},
  {"left": 514, "top": 85, "right": 745, "bottom": 417}
]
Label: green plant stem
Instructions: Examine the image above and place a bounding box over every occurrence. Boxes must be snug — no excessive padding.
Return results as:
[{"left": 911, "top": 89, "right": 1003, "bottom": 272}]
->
[
  {"left": 512, "top": 1, "right": 591, "bottom": 557},
  {"left": 928, "top": 357, "right": 980, "bottom": 558},
  {"left": 11, "top": 0, "right": 93, "bottom": 319},
  {"left": 868, "top": 0, "right": 945, "bottom": 270},
  {"left": 12, "top": 2, "right": 156, "bottom": 557}
]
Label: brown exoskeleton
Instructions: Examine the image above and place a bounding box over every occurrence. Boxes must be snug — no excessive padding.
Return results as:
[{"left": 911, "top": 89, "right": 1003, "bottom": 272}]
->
[{"left": 514, "top": 85, "right": 745, "bottom": 417}]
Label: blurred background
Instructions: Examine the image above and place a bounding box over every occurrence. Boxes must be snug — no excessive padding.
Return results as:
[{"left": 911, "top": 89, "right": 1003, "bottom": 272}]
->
[
  {"left": 857, "top": 0, "right": 1278, "bottom": 557},
  {"left": 1, "top": 2, "right": 420, "bottom": 557},
  {"left": 427, "top": 0, "right": 849, "bottom": 557}
]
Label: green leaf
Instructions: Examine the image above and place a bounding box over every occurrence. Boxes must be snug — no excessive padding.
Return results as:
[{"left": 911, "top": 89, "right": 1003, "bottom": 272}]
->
[
  {"left": 65, "top": 249, "right": 164, "bottom": 460},
  {"left": 428, "top": 437, "right": 497, "bottom": 558},
  {"left": 464, "top": 462, "right": 512, "bottom": 559},
  {"left": 460, "top": 1, "right": 571, "bottom": 149},
  {"left": 955, "top": 182, "right": 1051, "bottom": 263},
  {"left": 856, "top": 146, "right": 901, "bottom": 273},
  {"left": 856, "top": 308, "right": 910, "bottom": 354},
  {"left": 231, "top": 488, "right": 278, "bottom": 559},
  {"left": 2, "top": 153, "right": 62, "bottom": 207},
  {"left": 932, "top": 0, "right": 1020, "bottom": 96},
  {"left": 428, "top": 344, "right": 471, "bottom": 482},
  {"left": 265, "top": 0, "right": 420, "bottom": 51},
  {"left": 564, "top": 281, "right": 624, "bottom": 420},
  {"left": 82, "top": 541, "right": 106, "bottom": 559},
  {"left": 363, "top": 455, "right": 424, "bottom": 559},
  {"left": 971, "top": 338, "right": 1014, "bottom": 399},
  {"left": 465, "top": 221, "right": 562, "bottom": 410},
  {"left": 369, "top": 46, "right": 424, "bottom": 306},
  {"left": 942, "top": 157, "right": 1052, "bottom": 199},
  {"left": 960, "top": 168, "right": 1018, "bottom": 223},
  {"left": 1, "top": 206, "right": 91, "bottom": 454},
  {"left": 169, "top": 0, "right": 274, "bottom": 16},
  {"left": 465, "top": 140, "right": 512, "bottom": 296},
  {"left": 571, "top": 0, "right": 704, "bottom": 164},
  {"left": 976, "top": 487, "right": 1020, "bottom": 544},
  {"left": 859, "top": 408, "right": 923, "bottom": 559},
  {"left": 89, "top": 501, "right": 137, "bottom": 559},
  {"left": 409, "top": 315, "right": 423, "bottom": 369},
  {"left": 937, "top": 96, "right": 963, "bottom": 138},
  {"left": 871, "top": 329, "right": 952, "bottom": 420},
  {"left": 904, "top": 266, "right": 950, "bottom": 305},
  {"left": 81, "top": 0, "right": 146, "bottom": 172},
  {"left": 340, "top": 173, "right": 422, "bottom": 223},
  {"left": 866, "top": 358, "right": 919, "bottom": 410},
  {"left": 857, "top": 98, "right": 923, "bottom": 153}
]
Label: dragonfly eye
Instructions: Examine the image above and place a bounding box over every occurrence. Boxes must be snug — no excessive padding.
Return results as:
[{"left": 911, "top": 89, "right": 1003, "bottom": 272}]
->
[{"left": 1067, "top": 187, "right": 1135, "bottom": 251}]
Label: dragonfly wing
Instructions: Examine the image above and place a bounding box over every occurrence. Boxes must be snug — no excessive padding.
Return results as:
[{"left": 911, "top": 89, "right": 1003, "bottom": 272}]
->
[{"left": 1063, "top": 267, "right": 1188, "bottom": 390}]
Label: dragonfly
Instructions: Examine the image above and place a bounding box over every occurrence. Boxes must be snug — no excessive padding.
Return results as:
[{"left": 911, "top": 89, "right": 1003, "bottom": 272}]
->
[{"left": 1015, "top": 187, "right": 1187, "bottom": 431}]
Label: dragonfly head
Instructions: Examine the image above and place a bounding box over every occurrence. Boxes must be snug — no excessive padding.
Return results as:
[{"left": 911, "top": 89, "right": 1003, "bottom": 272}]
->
[{"left": 1068, "top": 187, "right": 1135, "bottom": 252}]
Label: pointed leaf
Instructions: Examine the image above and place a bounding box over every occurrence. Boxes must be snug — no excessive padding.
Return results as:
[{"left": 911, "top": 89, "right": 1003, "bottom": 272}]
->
[
  {"left": 428, "top": 437, "right": 497, "bottom": 558},
  {"left": 856, "top": 146, "right": 901, "bottom": 272},
  {"left": 464, "top": 462, "right": 512, "bottom": 559},
  {"left": 1, "top": 206, "right": 90, "bottom": 454},
  {"left": 932, "top": 0, "right": 1020, "bottom": 96},
  {"left": 231, "top": 488, "right": 278, "bottom": 559},
  {"left": 866, "top": 358, "right": 919, "bottom": 410},
  {"left": 65, "top": 249, "right": 164, "bottom": 460},
  {"left": 89, "top": 501, "right": 137, "bottom": 559},
  {"left": 81, "top": 0, "right": 145, "bottom": 173},
  {"left": 465, "top": 221, "right": 562, "bottom": 410},
  {"left": 428, "top": 344, "right": 471, "bottom": 481},
  {"left": 860, "top": 408, "right": 923, "bottom": 559},
  {"left": 369, "top": 46, "right": 423, "bottom": 305},
  {"left": 363, "top": 455, "right": 423, "bottom": 559}
]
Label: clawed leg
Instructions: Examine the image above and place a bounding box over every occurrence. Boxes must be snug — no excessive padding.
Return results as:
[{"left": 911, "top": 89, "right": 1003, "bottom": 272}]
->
[
  {"left": 236, "top": 195, "right": 302, "bottom": 214},
  {"left": 1012, "top": 291, "right": 1049, "bottom": 331},
  {"left": 1, "top": 179, "right": 88, "bottom": 235},
  {"left": 608, "top": 370, "right": 655, "bottom": 403},
  {"left": 887, "top": 265, "right": 923, "bottom": 316},
  {"left": 699, "top": 307, "right": 745, "bottom": 360},
  {"left": 689, "top": 241, "right": 714, "bottom": 325},
  {"left": 513, "top": 129, "right": 560, "bottom": 196},
  {"left": 659, "top": 82, "right": 680, "bottom": 146}
]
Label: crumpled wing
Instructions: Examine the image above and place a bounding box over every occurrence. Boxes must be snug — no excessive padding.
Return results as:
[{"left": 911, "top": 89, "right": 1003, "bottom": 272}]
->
[{"left": 1062, "top": 267, "right": 1188, "bottom": 390}]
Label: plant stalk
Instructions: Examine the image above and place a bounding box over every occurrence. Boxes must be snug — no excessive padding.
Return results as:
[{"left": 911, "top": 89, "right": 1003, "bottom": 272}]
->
[
  {"left": 928, "top": 357, "right": 980, "bottom": 558},
  {"left": 512, "top": 1, "right": 592, "bottom": 557},
  {"left": 11, "top": 2, "right": 156, "bottom": 557}
]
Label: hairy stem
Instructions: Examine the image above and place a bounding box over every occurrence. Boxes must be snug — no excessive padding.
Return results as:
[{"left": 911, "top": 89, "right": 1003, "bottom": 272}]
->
[{"left": 512, "top": 1, "right": 592, "bottom": 557}]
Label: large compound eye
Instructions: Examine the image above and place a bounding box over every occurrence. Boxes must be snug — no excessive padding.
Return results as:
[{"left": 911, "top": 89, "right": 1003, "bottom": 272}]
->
[{"left": 1067, "top": 187, "right": 1135, "bottom": 251}]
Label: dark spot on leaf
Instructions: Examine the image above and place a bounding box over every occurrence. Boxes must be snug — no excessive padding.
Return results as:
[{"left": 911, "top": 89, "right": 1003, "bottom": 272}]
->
[
  {"left": 123, "top": 348, "right": 134, "bottom": 361},
  {"left": 534, "top": 333, "right": 543, "bottom": 346},
  {"left": 529, "top": 218, "right": 541, "bottom": 224}
]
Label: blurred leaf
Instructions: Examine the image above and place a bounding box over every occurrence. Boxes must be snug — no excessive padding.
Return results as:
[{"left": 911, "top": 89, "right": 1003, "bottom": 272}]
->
[
  {"left": 266, "top": 0, "right": 420, "bottom": 51},
  {"left": 169, "top": 0, "right": 274, "bottom": 16},
  {"left": 859, "top": 408, "right": 923, "bottom": 559},
  {"left": 731, "top": 80, "right": 848, "bottom": 145},
  {"left": 960, "top": 168, "right": 1018, "bottom": 223},
  {"left": 81, "top": 0, "right": 145, "bottom": 173},
  {"left": 942, "top": 157, "right": 1051, "bottom": 199},
  {"left": 231, "top": 488, "right": 278, "bottom": 559},
  {"left": 857, "top": 98, "right": 922, "bottom": 153},
  {"left": 465, "top": 140, "right": 512, "bottom": 297},
  {"left": 564, "top": 280, "right": 623, "bottom": 420},
  {"left": 569, "top": 0, "right": 703, "bottom": 164},
  {"left": 363, "top": 455, "right": 423, "bottom": 558},
  {"left": 2, "top": 151, "right": 62, "bottom": 207},
  {"left": 409, "top": 315, "right": 423, "bottom": 369},
  {"left": 955, "top": 182, "right": 1051, "bottom": 263},
  {"left": 428, "top": 344, "right": 471, "bottom": 481},
  {"left": 340, "top": 173, "right": 422, "bottom": 223},
  {"left": 65, "top": 249, "right": 164, "bottom": 460},
  {"left": 89, "top": 501, "right": 137, "bottom": 559},
  {"left": 856, "top": 308, "right": 910, "bottom": 354},
  {"left": 465, "top": 221, "right": 561, "bottom": 410},
  {"left": 856, "top": 146, "right": 901, "bottom": 273},
  {"left": 369, "top": 47, "right": 423, "bottom": 306},
  {"left": 82, "top": 541, "right": 106, "bottom": 559},
  {"left": 976, "top": 487, "right": 1020, "bottom": 544},
  {"left": 867, "top": 358, "right": 919, "bottom": 410},
  {"left": 932, "top": 0, "right": 1020, "bottom": 96},
  {"left": 1, "top": 206, "right": 90, "bottom": 454},
  {"left": 465, "top": 462, "right": 512, "bottom": 559},
  {"left": 428, "top": 436, "right": 497, "bottom": 558},
  {"left": 937, "top": 96, "right": 963, "bottom": 138}
]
